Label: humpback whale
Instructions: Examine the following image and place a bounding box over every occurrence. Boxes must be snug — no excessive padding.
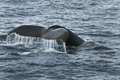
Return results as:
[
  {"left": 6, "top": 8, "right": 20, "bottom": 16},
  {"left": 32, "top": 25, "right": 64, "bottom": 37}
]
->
[{"left": 8, "top": 25, "right": 84, "bottom": 46}]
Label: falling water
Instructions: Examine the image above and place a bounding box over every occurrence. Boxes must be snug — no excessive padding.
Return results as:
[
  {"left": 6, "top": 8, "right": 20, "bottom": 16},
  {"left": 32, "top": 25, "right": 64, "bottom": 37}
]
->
[
  {"left": 42, "top": 40, "right": 67, "bottom": 53},
  {"left": 6, "top": 33, "right": 67, "bottom": 53}
]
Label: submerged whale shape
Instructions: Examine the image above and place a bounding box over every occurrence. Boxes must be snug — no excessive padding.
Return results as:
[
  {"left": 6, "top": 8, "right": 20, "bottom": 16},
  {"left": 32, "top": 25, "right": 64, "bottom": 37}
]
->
[{"left": 8, "top": 25, "right": 84, "bottom": 46}]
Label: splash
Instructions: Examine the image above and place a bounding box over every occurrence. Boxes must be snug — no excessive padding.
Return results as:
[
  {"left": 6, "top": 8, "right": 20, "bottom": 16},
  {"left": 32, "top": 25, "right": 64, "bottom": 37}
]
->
[{"left": 6, "top": 33, "right": 67, "bottom": 53}]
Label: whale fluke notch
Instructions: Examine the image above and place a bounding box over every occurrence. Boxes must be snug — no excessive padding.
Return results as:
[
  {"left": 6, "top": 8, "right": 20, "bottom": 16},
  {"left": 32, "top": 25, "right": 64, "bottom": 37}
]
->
[{"left": 8, "top": 25, "right": 47, "bottom": 37}]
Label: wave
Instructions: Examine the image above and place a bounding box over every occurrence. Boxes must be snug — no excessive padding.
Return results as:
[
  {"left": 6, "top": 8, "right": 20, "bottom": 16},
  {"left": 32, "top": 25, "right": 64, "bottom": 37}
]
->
[
  {"left": 0, "top": 35, "right": 7, "bottom": 41},
  {"left": 93, "top": 46, "right": 112, "bottom": 50}
]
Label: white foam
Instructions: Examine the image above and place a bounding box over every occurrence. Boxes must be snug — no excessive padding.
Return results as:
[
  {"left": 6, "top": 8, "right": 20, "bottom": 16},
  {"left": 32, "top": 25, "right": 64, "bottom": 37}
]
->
[
  {"left": 20, "top": 52, "right": 31, "bottom": 55},
  {"left": 43, "top": 48, "right": 66, "bottom": 53}
]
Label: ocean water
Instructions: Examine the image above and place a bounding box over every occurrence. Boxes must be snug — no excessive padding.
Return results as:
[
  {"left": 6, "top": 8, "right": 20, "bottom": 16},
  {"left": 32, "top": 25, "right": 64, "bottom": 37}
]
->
[{"left": 0, "top": 0, "right": 120, "bottom": 80}]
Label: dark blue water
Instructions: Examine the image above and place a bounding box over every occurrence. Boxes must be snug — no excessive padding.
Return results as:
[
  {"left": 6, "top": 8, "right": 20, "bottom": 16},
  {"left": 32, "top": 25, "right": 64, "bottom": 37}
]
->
[{"left": 0, "top": 0, "right": 120, "bottom": 80}]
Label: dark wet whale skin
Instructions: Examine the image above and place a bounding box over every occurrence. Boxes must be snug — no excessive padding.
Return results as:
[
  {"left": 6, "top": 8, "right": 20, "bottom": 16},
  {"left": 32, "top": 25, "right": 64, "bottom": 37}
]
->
[{"left": 47, "top": 25, "right": 84, "bottom": 46}]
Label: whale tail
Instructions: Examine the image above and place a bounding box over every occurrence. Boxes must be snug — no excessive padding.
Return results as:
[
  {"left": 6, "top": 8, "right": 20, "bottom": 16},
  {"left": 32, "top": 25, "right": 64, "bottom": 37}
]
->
[
  {"left": 8, "top": 25, "right": 84, "bottom": 47},
  {"left": 8, "top": 25, "right": 69, "bottom": 42}
]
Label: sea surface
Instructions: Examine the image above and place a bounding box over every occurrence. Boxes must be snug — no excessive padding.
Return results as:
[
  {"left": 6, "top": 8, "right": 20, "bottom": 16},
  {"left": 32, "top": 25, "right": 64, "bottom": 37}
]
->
[{"left": 0, "top": 0, "right": 120, "bottom": 80}]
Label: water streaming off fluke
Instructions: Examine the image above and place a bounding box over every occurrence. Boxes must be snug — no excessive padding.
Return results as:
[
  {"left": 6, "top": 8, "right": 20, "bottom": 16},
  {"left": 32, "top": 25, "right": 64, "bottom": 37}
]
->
[{"left": 6, "top": 33, "right": 67, "bottom": 53}]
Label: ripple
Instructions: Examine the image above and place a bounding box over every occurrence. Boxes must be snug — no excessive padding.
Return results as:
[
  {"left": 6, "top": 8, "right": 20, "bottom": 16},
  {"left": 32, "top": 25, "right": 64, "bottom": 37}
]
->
[
  {"left": 0, "top": 35, "right": 7, "bottom": 41},
  {"left": 0, "top": 57, "right": 20, "bottom": 61},
  {"left": 93, "top": 46, "right": 112, "bottom": 50}
]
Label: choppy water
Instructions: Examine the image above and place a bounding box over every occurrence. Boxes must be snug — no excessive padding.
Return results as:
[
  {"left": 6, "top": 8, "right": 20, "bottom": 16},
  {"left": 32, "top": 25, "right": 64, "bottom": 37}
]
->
[{"left": 0, "top": 0, "right": 120, "bottom": 80}]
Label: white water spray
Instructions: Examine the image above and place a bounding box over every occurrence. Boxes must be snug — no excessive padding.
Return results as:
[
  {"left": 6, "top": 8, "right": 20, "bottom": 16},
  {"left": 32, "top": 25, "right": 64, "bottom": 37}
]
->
[{"left": 6, "top": 33, "right": 67, "bottom": 53}]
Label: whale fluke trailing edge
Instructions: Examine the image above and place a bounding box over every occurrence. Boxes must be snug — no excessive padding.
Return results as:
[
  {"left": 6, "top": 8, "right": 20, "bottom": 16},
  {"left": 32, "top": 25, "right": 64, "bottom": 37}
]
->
[{"left": 8, "top": 25, "right": 84, "bottom": 46}]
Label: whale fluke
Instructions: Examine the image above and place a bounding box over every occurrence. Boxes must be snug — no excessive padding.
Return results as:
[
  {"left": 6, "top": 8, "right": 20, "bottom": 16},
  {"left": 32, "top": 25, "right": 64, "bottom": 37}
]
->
[
  {"left": 8, "top": 25, "right": 84, "bottom": 46},
  {"left": 49, "top": 25, "right": 84, "bottom": 46},
  {"left": 8, "top": 25, "right": 47, "bottom": 37}
]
